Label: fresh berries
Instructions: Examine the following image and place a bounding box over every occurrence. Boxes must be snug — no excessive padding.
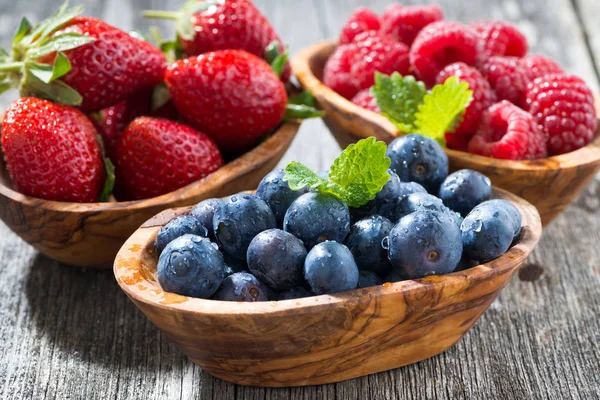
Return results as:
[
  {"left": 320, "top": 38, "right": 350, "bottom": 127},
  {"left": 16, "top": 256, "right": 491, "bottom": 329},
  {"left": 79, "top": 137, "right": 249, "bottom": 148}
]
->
[
  {"left": 471, "top": 21, "right": 528, "bottom": 63},
  {"left": 438, "top": 170, "right": 492, "bottom": 217},
  {"left": 256, "top": 169, "right": 308, "bottom": 227},
  {"left": 166, "top": 50, "right": 288, "bottom": 152},
  {"left": 324, "top": 31, "right": 409, "bottom": 99},
  {"left": 155, "top": 215, "right": 208, "bottom": 253},
  {"left": 339, "top": 7, "right": 381, "bottom": 45},
  {"left": 344, "top": 215, "right": 393, "bottom": 275},
  {"left": 524, "top": 74, "right": 597, "bottom": 155},
  {"left": 436, "top": 62, "right": 497, "bottom": 151},
  {"left": 213, "top": 272, "right": 270, "bottom": 302},
  {"left": 2, "top": 97, "right": 105, "bottom": 202},
  {"left": 380, "top": 4, "right": 444, "bottom": 46},
  {"left": 480, "top": 56, "right": 529, "bottom": 105},
  {"left": 304, "top": 241, "right": 359, "bottom": 295},
  {"left": 468, "top": 101, "right": 547, "bottom": 160},
  {"left": 351, "top": 89, "right": 380, "bottom": 112},
  {"left": 189, "top": 198, "right": 224, "bottom": 240},
  {"left": 520, "top": 55, "right": 564, "bottom": 82},
  {"left": 115, "top": 117, "right": 223, "bottom": 200},
  {"left": 409, "top": 21, "right": 479, "bottom": 86},
  {"left": 461, "top": 201, "right": 515, "bottom": 262}
]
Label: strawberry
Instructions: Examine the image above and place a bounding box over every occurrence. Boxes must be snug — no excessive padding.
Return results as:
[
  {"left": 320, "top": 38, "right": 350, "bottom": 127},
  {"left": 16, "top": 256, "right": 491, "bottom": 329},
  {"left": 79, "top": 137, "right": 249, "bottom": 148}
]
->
[
  {"left": 165, "top": 49, "right": 288, "bottom": 153},
  {"left": 144, "top": 0, "right": 290, "bottom": 80},
  {"left": 2, "top": 97, "right": 105, "bottom": 202},
  {"left": 0, "top": 4, "right": 167, "bottom": 112},
  {"left": 115, "top": 117, "right": 224, "bottom": 201}
]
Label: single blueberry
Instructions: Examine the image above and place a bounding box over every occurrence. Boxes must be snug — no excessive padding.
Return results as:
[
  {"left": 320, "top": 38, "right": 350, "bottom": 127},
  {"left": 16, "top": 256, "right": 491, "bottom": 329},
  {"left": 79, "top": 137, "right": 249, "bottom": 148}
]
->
[
  {"left": 304, "top": 241, "right": 359, "bottom": 295},
  {"left": 400, "top": 192, "right": 447, "bottom": 216},
  {"left": 213, "top": 193, "right": 276, "bottom": 260},
  {"left": 386, "top": 134, "right": 448, "bottom": 193},
  {"left": 397, "top": 181, "right": 428, "bottom": 200},
  {"left": 447, "top": 208, "right": 464, "bottom": 228},
  {"left": 247, "top": 229, "right": 307, "bottom": 290},
  {"left": 275, "top": 286, "right": 314, "bottom": 300},
  {"left": 344, "top": 215, "right": 393, "bottom": 275},
  {"left": 283, "top": 192, "right": 351, "bottom": 249},
  {"left": 189, "top": 198, "right": 224, "bottom": 239},
  {"left": 155, "top": 215, "right": 208, "bottom": 254},
  {"left": 479, "top": 199, "right": 522, "bottom": 238},
  {"left": 350, "top": 170, "right": 404, "bottom": 222},
  {"left": 461, "top": 202, "right": 515, "bottom": 262},
  {"left": 357, "top": 270, "right": 382, "bottom": 289},
  {"left": 213, "top": 272, "right": 270, "bottom": 302},
  {"left": 157, "top": 234, "right": 227, "bottom": 298},
  {"left": 256, "top": 169, "right": 308, "bottom": 227},
  {"left": 439, "top": 169, "right": 492, "bottom": 217},
  {"left": 388, "top": 210, "right": 463, "bottom": 279}
]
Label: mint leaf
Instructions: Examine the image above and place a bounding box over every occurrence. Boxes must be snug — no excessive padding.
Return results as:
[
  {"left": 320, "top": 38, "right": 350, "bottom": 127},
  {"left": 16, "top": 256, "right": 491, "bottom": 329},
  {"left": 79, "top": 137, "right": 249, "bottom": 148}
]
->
[
  {"left": 414, "top": 76, "right": 473, "bottom": 145},
  {"left": 283, "top": 137, "right": 391, "bottom": 208},
  {"left": 372, "top": 72, "right": 427, "bottom": 133}
]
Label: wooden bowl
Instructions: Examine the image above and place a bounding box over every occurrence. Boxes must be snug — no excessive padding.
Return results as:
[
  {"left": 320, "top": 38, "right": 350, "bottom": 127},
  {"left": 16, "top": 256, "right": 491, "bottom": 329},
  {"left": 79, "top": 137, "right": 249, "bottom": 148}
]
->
[
  {"left": 291, "top": 40, "right": 600, "bottom": 226},
  {"left": 0, "top": 122, "right": 300, "bottom": 268},
  {"left": 114, "top": 187, "right": 541, "bottom": 387}
]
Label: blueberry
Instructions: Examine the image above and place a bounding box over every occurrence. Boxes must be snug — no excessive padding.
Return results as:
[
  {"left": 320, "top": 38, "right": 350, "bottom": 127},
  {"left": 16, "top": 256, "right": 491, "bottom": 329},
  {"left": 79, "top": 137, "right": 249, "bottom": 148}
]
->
[
  {"left": 247, "top": 229, "right": 307, "bottom": 290},
  {"left": 388, "top": 210, "right": 462, "bottom": 279},
  {"left": 213, "top": 193, "right": 276, "bottom": 260},
  {"left": 357, "top": 270, "right": 382, "bottom": 289},
  {"left": 189, "top": 198, "right": 223, "bottom": 239},
  {"left": 455, "top": 256, "right": 480, "bottom": 272},
  {"left": 350, "top": 170, "right": 404, "bottom": 221},
  {"left": 344, "top": 215, "right": 393, "bottom": 275},
  {"left": 256, "top": 169, "right": 307, "bottom": 227},
  {"left": 479, "top": 199, "right": 522, "bottom": 238},
  {"left": 461, "top": 202, "right": 514, "bottom": 262},
  {"left": 304, "top": 241, "right": 359, "bottom": 295},
  {"left": 157, "top": 234, "right": 227, "bottom": 298},
  {"left": 439, "top": 169, "right": 492, "bottom": 217},
  {"left": 275, "top": 286, "right": 314, "bottom": 300},
  {"left": 155, "top": 215, "right": 208, "bottom": 254},
  {"left": 284, "top": 192, "right": 350, "bottom": 249},
  {"left": 386, "top": 134, "right": 449, "bottom": 193},
  {"left": 213, "top": 272, "right": 270, "bottom": 302},
  {"left": 447, "top": 209, "right": 464, "bottom": 228},
  {"left": 220, "top": 250, "right": 248, "bottom": 273},
  {"left": 400, "top": 192, "right": 447, "bottom": 216},
  {"left": 397, "top": 181, "right": 428, "bottom": 200},
  {"left": 383, "top": 268, "right": 406, "bottom": 283}
]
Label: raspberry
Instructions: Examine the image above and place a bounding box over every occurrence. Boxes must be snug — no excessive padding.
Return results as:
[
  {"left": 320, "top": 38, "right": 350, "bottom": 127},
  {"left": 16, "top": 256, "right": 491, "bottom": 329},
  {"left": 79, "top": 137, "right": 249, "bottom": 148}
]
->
[
  {"left": 339, "top": 7, "right": 381, "bottom": 45},
  {"left": 471, "top": 21, "right": 528, "bottom": 64},
  {"left": 436, "top": 62, "right": 497, "bottom": 151},
  {"left": 380, "top": 4, "right": 443, "bottom": 46},
  {"left": 351, "top": 88, "right": 380, "bottom": 112},
  {"left": 468, "top": 101, "right": 547, "bottom": 160},
  {"left": 524, "top": 74, "right": 597, "bottom": 155},
  {"left": 480, "top": 56, "right": 529, "bottom": 105},
  {"left": 409, "top": 21, "right": 479, "bottom": 86},
  {"left": 520, "top": 55, "right": 564, "bottom": 82},
  {"left": 324, "top": 31, "right": 409, "bottom": 99}
]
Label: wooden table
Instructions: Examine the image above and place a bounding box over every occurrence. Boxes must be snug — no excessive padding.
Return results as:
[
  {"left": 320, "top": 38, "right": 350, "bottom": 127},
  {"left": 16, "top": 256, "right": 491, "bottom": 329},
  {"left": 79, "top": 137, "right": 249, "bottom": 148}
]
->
[{"left": 1, "top": 0, "right": 599, "bottom": 399}]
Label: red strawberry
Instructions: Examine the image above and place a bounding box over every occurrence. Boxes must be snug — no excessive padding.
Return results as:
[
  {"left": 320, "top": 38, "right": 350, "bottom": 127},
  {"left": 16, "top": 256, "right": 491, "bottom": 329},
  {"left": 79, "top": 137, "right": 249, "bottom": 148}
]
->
[
  {"left": 0, "top": 5, "right": 167, "bottom": 112},
  {"left": 145, "top": 0, "right": 289, "bottom": 80},
  {"left": 470, "top": 21, "right": 528, "bottom": 65},
  {"left": 2, "top": 97, "right": 105, "bottom": 202},
  {"left": 339, "top": 7, "right": 381, "bottom": 45},
  {"left": 115, "top": 117, "right": 223, "bottom": 200},
  {"left": 380, "top": 4, "right": 443, "bottom": 46},
  {"left": 324, "top": 31, "right": 410, "bottom": 99},
  {"left": 165, "top": 50, "right": 287, "bottom": 152}
]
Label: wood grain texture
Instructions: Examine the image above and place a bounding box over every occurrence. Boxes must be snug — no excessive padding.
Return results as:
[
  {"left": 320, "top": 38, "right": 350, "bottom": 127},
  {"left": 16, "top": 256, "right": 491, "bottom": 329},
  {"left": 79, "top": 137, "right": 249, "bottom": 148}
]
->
[
  {"left": 291, "top": 40, "right": 600, "bottom": 226},
  {"left": 1, "top": 0, "right": 600, "bottom": 399},
  {"left": 114, "top": 189, "right": 541, "bottom": 387},
  {"left": 0, "top": 122, "right": 300, "bottom": 268}
]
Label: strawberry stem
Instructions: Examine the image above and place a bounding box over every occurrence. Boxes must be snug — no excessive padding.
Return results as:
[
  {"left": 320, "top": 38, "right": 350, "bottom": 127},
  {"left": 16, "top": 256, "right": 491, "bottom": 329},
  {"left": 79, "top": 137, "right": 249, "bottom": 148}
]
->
[
  {"left": 0, "top": 62, "right": 24, "bottom": 72},
  {"left": 142, "top": 10, "right": 180, "bottom": 20}
]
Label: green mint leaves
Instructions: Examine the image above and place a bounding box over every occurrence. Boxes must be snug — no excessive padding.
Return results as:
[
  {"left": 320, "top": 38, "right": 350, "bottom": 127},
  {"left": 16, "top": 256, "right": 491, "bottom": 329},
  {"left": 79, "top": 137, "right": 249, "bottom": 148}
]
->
[
  {"left": 373, "top": 74, "right": 473, "bottom": 146},
  {"left": 284, "top": 137, "right": 390, "bottom": 208}
]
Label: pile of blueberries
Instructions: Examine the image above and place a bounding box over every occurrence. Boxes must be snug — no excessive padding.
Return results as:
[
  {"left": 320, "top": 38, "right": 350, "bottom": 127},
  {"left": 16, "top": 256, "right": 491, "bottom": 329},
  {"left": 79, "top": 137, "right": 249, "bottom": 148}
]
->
[{"left": 155, "top": 134, "right": 522, "bottom": 301}]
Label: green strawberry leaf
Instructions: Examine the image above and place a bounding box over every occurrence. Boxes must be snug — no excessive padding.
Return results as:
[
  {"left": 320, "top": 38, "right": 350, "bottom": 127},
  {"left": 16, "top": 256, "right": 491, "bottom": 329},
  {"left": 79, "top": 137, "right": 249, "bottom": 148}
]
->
[
  {"left": 288, "top": 91, "right": 316, "bottom": 107},
  {"left": 284, "top": 104, "right": 324, "bottom": 120},
  {"left": 372, "top": 72, "right": 427, "bottom": 133},
  {"left": 283, "top": 137, "right": 390, "bottom": 207},
  {"left": 271, "top": 51, "right": 288, "bottom": 78},
  {"left": 265, "top": 41, "right": 280, "bottom": 64},
  {"left": 13, "top": 17, "right": 32, "bottom": 45},
  {"left": 152, "top": 83, "right": 171, "bottom": 111},
  {"left": 414, "top": 76, "right": 473, "bottom": 146},
  {"left": 22, "top": 69, "right": 82, "bottom": 105},
  {"left": 27, "top": 52, "right": 71, "bottom": 83},
  {"left": 22, "top": 2, "right": 83, "bottom": 47},
  {"left": 99, "top": 157, "right": 116, "bottom": 202},
  {"left": 27, "top": 33, "right": 94, "bottom": 59}
]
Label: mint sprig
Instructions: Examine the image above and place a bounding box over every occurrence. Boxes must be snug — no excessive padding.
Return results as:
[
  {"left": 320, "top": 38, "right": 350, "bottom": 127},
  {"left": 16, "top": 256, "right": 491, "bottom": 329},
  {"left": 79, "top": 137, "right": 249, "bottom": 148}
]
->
[
  {"left": 284, "top": 137, "right": 390, "bottom": 207},
  {"left": 373, "top": 74, "right": 473, "bottom": 146}
]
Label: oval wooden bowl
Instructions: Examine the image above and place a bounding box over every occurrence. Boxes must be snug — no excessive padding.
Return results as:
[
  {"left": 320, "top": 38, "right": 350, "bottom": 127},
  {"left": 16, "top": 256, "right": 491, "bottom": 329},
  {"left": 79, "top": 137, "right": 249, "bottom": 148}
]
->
[
  {"left": 114, "top": 187, "right": 541, "bottom": 387},
  {"left": 291, "top": 40, "right": 600, "bottom": 226},
  {"left": 0, "top": 122, "right": 300, "bottom": 268}
]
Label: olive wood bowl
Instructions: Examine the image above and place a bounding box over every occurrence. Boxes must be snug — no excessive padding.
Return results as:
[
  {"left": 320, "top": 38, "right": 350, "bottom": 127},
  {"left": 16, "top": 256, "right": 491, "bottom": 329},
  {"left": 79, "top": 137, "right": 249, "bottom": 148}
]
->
[
  {"left": 114, "top": 187, "right": 541, "bottom": 387},
  {"left": 0, "top": 122, "right": 300, "bottom": 268},
  {"left": 291, "top": 40, "right": 600, "bottom": 226}
]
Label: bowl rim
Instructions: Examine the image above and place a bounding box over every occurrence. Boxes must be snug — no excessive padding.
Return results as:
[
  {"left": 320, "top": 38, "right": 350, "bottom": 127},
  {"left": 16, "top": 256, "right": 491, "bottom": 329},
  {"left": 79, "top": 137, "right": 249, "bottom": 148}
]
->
[
  {"left": 0, "top": 121, "right": 300, "bottom": 213},
  {"left": 290, "top": 39, "right": 600, "bottom": 171},
  {"left": 114, "top": 187, "right": 542, "bottom": 317}
]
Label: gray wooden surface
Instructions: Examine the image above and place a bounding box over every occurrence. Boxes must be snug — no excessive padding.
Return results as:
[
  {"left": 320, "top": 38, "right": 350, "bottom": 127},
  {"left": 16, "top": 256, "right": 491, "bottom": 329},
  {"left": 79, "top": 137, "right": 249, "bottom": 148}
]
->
[{"left": 0, "top": 0, "right": 599, "bottom": 399}]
